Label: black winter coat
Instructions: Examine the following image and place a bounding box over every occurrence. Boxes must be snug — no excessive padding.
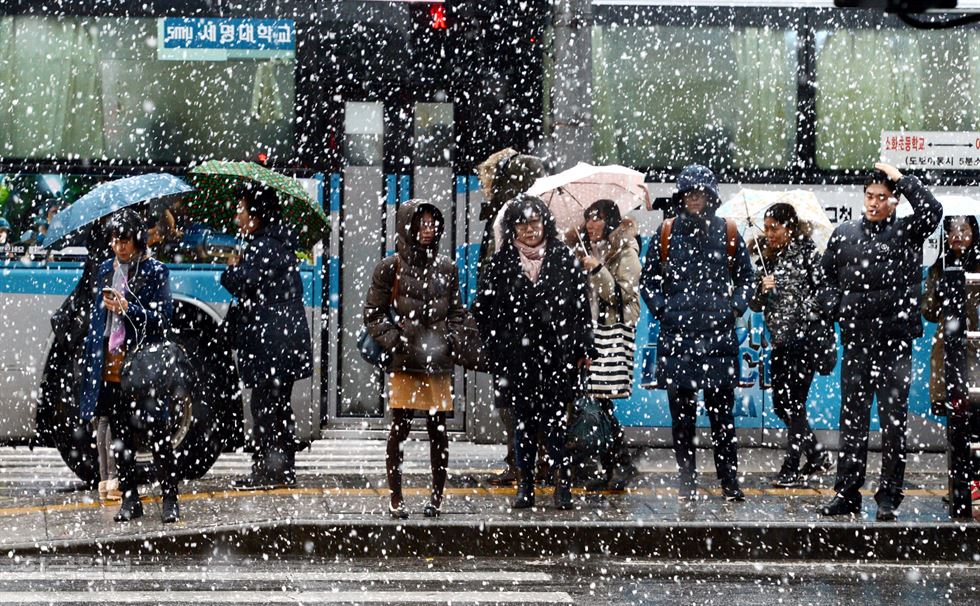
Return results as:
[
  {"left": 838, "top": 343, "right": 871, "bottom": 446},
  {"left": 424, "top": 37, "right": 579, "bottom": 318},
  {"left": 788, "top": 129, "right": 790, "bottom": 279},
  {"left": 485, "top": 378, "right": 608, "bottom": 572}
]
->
[
  {"left": 220, "top": 223, "right": 313, "bottom": 388},
  {"left": 749, "top": 237, "right": 823, "bottom": 347},
  {"left": 819, "top": 175, "right": 942, "bottom": 343},
  {"left": 640, "top": 213, "right": 755, "bottom": 391},
  {"left": 472, "top": 240, "right": 594, "bottom": 403}
]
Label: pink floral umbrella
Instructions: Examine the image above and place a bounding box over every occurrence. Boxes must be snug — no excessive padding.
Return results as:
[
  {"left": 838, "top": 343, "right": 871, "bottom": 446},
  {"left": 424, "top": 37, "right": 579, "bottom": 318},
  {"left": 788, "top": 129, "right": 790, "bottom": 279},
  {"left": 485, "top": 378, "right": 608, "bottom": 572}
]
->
[{"left": 493, "top": 162, "right": 650, "bottom": 249}]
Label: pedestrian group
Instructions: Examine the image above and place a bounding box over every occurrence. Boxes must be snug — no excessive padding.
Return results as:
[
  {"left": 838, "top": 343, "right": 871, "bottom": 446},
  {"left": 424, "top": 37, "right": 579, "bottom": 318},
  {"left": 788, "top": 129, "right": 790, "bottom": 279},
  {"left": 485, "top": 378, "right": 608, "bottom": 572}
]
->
[{"left": 71, "top": 153, "right": 954, "bottom": 525}]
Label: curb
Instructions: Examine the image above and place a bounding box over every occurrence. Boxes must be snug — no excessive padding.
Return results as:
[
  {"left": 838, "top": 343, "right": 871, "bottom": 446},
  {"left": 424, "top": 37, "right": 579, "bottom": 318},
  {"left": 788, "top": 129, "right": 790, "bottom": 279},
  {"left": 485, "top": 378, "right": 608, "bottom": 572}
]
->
[{"left": 9, "top": 518, "right": 980, "bottom": 561}]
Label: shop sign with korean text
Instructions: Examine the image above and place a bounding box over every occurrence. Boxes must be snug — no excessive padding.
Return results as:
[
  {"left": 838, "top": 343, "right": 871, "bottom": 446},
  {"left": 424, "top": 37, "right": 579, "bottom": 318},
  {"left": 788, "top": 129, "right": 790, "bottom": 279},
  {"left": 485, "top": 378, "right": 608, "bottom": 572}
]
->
[
  {"left": 157, "top": 18, "right": 295, "bottom": 61},
  {"left": 880, "top": 131, "right": 980, "bottom": 170}
]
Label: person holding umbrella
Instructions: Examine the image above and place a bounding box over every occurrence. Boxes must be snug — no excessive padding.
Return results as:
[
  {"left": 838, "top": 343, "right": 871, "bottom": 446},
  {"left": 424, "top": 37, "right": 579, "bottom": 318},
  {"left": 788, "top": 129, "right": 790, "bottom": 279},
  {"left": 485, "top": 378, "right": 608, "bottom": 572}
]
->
[
  {"left": 567, "top": 198, "right": 641, "bottom": 490},
  {"left": 639, "top": 164, "right": 754, "bottom": 502},
  {"left": 222, "top": 184, "right": 313, "bottom": 489},
  {"left": 819, "top": 162, "right": 942, "bottom": 521},
  {"left": 79, "top": 209, "right": 179, "bottom": 523},
  {"left": 748, "top": 203, "right": 834, "bottom": 488},
  {"left": 922, "top": 215, "right": 980, "bottom": 500},
  {"left": 473, "top": 194, "right": 594, "bottom": 510}
]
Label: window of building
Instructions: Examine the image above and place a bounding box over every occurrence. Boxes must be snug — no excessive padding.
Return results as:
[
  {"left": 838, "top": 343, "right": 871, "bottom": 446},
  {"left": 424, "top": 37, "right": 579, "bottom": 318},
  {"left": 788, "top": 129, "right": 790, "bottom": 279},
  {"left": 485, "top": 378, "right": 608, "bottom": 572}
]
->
[
  {"left": 0, "top": 16, "right": 296, "bottom": 164},
  {"left": 591, "top": 24, "right": 798, "bottom": 171},
  {"left": 815, "top": 27, "right": 980, "bottom": 170}
]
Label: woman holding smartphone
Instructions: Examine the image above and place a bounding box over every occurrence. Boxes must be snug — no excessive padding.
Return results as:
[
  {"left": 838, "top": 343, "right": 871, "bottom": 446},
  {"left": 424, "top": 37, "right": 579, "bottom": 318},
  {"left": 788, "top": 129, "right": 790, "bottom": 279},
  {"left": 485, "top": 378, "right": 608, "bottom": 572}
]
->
[
  {"left": 221, "top": 184, "right": 313, "bottom": 490},
  {"left": 79, "top": 209, "right": 179, "bottom": 523}
]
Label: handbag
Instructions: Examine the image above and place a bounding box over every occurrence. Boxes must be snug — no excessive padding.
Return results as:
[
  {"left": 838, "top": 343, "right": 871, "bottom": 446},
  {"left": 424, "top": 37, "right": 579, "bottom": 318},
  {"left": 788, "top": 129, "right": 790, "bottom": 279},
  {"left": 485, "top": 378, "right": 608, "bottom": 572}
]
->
[
  {"left": 449, "top": 312, "right": 487, "bottom": 372},
  {"left": 357, "top": 257, "right": 400, "bottom": 368},
  {"left": 565, "top": 394, "right": 614, "bottom": 457},
  {"left": 587, "top": 283, "right": 637, "bottom": 399},
  {"left": 120, "top": 339, "right": 195, "bottom": 410}
]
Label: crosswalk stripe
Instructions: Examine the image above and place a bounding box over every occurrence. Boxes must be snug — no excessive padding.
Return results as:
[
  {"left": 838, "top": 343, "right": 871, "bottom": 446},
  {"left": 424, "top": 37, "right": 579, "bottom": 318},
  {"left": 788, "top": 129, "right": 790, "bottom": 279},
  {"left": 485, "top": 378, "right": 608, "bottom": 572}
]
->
[
  {"left": 0, "top": 591, "right": 574, "bottom": 603},
  {"left": 0, "top": 571, "right": 552, "bottom": 583}
]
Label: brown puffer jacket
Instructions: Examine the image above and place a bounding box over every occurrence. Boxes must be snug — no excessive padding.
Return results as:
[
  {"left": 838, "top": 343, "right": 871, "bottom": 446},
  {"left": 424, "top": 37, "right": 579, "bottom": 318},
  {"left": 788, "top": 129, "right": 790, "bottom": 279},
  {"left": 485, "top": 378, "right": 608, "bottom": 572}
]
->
[
  {"left": 363, "top": 199, "right": 466, "bottom": 375},
  {"left": 565, "top": 217, "right": 642, "bottom": 327}
]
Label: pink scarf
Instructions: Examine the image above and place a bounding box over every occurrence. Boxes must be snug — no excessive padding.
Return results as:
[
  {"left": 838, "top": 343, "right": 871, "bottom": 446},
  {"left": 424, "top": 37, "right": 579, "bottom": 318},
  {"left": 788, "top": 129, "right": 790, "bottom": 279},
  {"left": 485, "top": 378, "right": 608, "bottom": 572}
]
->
[{"left": 514, "top": 240, "right": 546, "bottom": 283}]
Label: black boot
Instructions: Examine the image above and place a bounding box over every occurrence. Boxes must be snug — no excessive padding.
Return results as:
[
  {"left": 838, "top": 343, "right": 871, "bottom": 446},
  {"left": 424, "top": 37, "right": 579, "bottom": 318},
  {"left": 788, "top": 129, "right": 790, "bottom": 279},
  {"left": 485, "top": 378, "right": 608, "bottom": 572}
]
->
[
  {"left": 161, "top": 492, "right": 180, "bottom": 524},
  {"left": 113, "top": 492, "right": 144, "bottom": 522},
  {"left": 553, "top": 469, "right": 573, "bottom": 510},
  {"left": 512, "top": 472, "right": 535, "bottom": 509}
]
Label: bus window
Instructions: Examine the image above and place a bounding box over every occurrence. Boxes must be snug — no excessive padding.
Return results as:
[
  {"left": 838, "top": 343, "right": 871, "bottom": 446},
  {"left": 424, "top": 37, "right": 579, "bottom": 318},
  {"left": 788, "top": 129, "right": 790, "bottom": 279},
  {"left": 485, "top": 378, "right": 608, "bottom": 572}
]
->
[
  {"left": 590, "top": 24, "right": 798, "bottom": 171},
  {"left": 0, "top": 16, "right": 296, "bottom": 164},
  {"left": 815, "top": 27, "right": 980, "bottom": 170}
]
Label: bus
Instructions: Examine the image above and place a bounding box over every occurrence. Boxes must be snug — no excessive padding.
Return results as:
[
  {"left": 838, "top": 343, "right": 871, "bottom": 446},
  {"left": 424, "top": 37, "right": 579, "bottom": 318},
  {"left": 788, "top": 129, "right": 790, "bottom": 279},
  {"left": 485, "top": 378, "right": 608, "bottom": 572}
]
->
[{"left": 1, "top": 0, "right": 979, "bottom": 483}]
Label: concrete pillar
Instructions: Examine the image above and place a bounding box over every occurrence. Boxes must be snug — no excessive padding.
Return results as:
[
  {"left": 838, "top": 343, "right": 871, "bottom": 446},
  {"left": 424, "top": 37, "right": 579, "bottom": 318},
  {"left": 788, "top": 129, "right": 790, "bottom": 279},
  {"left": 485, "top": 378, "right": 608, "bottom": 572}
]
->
[{"left": 545, "top": 0, "right": 593, "bottom": 171}]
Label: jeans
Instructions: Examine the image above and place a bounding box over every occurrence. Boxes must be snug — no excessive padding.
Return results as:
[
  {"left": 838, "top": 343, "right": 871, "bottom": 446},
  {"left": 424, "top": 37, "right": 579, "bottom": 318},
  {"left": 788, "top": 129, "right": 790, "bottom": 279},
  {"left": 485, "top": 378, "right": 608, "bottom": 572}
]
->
[
  {"left": 770, "top": 344, "right": 820, "bottom": 471},
  {"left": 511, "top": 383, "right": 569, "bottom": 481}
]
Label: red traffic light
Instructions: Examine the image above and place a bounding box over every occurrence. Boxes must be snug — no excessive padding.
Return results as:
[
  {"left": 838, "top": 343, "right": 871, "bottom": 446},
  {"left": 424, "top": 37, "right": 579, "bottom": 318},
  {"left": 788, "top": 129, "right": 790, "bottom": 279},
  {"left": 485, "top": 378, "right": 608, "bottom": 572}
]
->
[{"left": 430, "top": 4, "right": 447, "bottom": 30}]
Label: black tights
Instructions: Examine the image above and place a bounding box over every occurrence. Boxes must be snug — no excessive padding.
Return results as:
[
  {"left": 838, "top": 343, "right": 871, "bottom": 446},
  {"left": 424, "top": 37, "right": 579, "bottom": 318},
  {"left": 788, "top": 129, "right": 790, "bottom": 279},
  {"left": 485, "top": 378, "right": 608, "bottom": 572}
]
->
[{"left": 386, "top": 409, "right": 449, "bottom": 508}]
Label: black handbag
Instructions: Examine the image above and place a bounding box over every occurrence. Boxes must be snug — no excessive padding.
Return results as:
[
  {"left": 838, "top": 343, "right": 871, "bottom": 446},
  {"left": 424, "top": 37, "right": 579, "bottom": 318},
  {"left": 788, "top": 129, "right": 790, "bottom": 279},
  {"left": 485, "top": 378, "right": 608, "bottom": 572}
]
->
[
  {"left": 806, "top": 316, "right": 838, "bottom": 376},
  {"left": 120, "top": 339, "right": 195, "bottom": 408},
  {"left": 449, "top": 313, "right": 487, "bottom": 372},
  {"left": 358, "top": 257, "right": 400, "bottom": 368}
]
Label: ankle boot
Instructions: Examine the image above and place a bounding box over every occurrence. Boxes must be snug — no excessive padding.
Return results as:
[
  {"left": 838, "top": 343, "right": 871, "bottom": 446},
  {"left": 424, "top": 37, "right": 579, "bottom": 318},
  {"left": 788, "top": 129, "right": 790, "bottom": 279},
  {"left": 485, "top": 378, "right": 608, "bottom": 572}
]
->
[
  {"left": 161, "top": 492, "right": 180, "bottom": 524},
  {"left": 512, "top": 472, "right": 535, "bottom": 509},
  {"left": 553, "top": 470, "right": 573, "bottom": 510},
  {"left": 113, "top": 492, "right": 144, "bottom": 522}
]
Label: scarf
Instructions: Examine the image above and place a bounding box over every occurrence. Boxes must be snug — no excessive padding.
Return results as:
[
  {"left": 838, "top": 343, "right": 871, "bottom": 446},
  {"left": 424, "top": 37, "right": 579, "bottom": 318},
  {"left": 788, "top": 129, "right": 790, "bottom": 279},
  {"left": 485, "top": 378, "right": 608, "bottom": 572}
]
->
[
  {"left": 106, "top": 261, "right": 129, "bottom": 353},
  {"left": 514, "top": 240, "right": 546, "bottom": 284}
]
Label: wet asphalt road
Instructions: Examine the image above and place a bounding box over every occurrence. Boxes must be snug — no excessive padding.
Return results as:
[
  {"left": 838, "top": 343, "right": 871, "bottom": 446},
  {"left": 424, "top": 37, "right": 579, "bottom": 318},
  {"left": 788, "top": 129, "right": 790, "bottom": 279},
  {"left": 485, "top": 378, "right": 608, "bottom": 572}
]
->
[{"left": 0, "top": 556, "right": 975, "bottom": 605}]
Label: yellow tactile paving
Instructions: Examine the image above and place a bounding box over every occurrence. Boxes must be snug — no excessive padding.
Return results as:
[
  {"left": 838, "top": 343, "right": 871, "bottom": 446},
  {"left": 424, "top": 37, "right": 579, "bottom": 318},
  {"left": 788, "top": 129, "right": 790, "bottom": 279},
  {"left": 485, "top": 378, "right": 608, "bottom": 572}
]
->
[{"left": 0, "top": 485, "right": 952, "bottom": 519}]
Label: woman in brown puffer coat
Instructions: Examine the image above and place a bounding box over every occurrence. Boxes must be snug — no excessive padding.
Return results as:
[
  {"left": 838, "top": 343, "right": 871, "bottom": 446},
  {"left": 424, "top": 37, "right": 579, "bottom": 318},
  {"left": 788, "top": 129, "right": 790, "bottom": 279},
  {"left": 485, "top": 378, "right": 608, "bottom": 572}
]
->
[{"left": 363, "top": 199, "right": 467, "bottom": 519}]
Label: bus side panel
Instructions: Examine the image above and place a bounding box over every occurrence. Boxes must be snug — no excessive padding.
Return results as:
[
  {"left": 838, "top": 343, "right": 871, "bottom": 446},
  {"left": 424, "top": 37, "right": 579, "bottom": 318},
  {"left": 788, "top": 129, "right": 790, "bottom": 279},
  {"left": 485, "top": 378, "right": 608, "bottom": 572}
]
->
[{"left": 0, "top": 265, "right": 82, "bottom": 441}]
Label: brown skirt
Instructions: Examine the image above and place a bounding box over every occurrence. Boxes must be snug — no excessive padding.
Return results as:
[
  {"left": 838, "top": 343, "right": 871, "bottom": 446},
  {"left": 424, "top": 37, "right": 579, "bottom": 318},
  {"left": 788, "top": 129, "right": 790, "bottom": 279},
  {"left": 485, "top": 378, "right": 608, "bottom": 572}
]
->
[{"left": 388, "top": 372, "right": 453, "bottom": 412}]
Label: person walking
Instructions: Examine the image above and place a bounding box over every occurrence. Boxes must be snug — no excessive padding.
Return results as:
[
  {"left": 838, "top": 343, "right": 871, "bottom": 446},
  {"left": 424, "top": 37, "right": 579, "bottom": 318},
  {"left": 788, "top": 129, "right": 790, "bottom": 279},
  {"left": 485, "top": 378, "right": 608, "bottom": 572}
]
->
[
  {"left": 473, "top": 194, "right": 594, "bottom": 510},
  {"left": 748, "top": 203, "right": 834, "bottom": 488},
  {"left": 921, "top": 215, "right": 980, "bottom": 500},
  {"left": 818, "top": 162, "right": 942, "bottom": 521},
  {"left": 223, "top": 184, "right": 313, "bottom": 490},
  {"left": 79, "top": 209, "right": 179, "bottom": 523},
  {"left": 639, "top": 164, "right": 754, "bottom": 502},
  {"left": 475, "top": 149, "right": 547, "bottom": 487},
  {"left": 363, "top": 199, "right": 466, "bottom": 519},
  {"left": 567, "top": 199, "right": 641, "bottom": 490}
]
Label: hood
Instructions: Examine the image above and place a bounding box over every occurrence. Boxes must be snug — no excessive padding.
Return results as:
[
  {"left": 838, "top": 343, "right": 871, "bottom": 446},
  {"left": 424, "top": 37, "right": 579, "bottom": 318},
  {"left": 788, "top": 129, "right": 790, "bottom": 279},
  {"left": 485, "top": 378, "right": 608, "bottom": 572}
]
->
[
  {"left": 565, "top": 216, "right": 639, "bottom": 261},
  {"left": 672, "top": 164, "right": 722, "bottom": 216},
  {"left": 395, "top": 199, "right": 444, "bottom": 263},
  {"left": 254, "top": 221, "right": 299, "bottom": 250},
  {"left": 478, "top": 153, "right": 546, "bottom": 221}
]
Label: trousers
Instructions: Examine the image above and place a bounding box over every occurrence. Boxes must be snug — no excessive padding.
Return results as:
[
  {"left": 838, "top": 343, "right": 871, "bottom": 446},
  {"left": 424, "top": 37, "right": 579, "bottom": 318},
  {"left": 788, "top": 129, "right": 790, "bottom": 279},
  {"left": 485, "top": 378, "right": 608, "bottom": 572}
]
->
[
  {"left": 834, "top": 337, "right": 911, "bottom": 506},
  {"left": 666, "top": 386, "right": 738, "bottom": 485}
]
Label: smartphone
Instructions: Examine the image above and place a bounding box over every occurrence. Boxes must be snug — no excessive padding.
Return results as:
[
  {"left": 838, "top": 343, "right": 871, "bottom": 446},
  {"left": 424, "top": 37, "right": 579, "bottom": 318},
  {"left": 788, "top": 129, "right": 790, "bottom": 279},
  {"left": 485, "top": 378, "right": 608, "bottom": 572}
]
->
[{"left": 102, "top": 287, "right": 119, "bottom": 300}]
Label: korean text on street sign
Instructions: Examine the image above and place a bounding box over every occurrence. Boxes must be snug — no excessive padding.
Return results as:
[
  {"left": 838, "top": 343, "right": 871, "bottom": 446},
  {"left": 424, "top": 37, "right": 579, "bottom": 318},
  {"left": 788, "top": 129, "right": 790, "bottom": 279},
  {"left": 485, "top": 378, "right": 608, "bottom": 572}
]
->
[
  {"left": 880, "top": 131, "right": 980, "bottom": 170},
  {"left": 157, "top": 18, "right": 295, "bottom": 61}
]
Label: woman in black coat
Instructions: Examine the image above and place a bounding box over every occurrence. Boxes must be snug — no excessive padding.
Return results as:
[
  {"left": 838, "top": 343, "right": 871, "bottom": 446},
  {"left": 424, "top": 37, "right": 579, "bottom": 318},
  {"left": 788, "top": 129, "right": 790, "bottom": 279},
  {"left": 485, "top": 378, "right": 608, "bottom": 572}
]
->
[
  {"left": 748, "top": 203, "right": 833, "bottom": 488},
  {"left": 473, "top": 194, "right": 594, "bottom": 510},
  {"left": 221, "top": 184, "right": 313, "bottom": 489}
]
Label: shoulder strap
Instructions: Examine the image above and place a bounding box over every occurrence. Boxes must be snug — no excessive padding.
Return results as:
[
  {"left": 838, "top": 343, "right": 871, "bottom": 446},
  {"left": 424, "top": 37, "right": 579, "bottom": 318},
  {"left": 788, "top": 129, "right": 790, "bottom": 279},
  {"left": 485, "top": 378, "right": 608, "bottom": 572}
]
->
[
  {"left": 390, "top": 255, "right": 400, "bottom": 305},
  {"left": 725, "top": 218, "right": 737, "bottom": 261},
  {"left": 659, "top": 218, "right": 674, "bottom": 262}
]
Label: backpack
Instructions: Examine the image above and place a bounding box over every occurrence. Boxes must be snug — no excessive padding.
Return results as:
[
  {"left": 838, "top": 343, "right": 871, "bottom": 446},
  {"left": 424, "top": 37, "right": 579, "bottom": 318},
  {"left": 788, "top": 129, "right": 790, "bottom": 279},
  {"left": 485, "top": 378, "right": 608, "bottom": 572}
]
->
[{"left": 659, "top": 217, "right": 739, "bottom": 270}]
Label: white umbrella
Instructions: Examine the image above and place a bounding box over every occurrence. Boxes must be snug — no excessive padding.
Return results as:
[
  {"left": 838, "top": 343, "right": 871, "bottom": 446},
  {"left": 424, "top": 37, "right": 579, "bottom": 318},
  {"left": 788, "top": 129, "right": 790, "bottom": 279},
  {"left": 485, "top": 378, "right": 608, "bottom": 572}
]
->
[
  {"left": 493, "top": 162, "right": 650, "bottom": 250},
  {"left": 717, "top": 189, "right": 834, "bottom": 251}
]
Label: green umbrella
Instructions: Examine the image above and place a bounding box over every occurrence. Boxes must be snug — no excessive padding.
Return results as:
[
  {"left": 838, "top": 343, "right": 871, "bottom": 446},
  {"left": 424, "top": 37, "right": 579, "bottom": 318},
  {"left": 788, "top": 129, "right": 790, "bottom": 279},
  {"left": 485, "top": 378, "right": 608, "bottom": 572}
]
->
[{"left": 187, "top": 161, "right": 329, "bottom": 249}]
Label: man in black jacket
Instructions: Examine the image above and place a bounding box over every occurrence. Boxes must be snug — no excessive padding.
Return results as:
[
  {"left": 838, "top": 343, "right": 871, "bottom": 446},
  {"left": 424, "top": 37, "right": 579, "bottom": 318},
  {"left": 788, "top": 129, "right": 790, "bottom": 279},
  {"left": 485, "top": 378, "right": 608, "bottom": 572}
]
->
[{"left": 819, "top": 162, "right": 942, "bottom": 521}]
